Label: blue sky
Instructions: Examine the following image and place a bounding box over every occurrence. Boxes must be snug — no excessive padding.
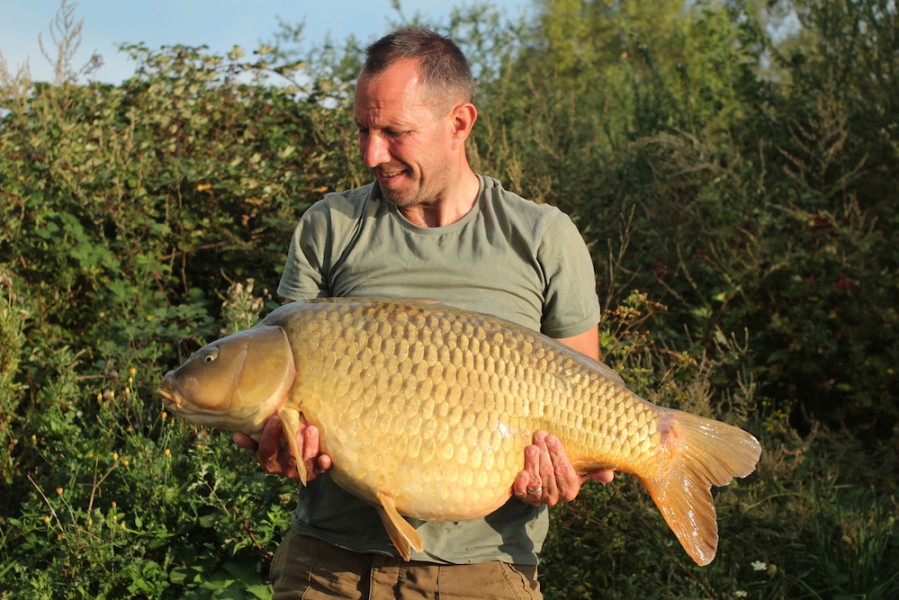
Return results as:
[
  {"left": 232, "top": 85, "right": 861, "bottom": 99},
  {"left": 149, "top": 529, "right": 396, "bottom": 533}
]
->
[{"left": 1, "top": 0, "right": 533, "bottom": 83}]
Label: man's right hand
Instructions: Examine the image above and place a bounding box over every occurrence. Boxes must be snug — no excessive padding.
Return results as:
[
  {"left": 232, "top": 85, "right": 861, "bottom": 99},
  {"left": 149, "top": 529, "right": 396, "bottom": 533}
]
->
[{"left": 232, "top": 415, "right": 333, "bottom": 482}]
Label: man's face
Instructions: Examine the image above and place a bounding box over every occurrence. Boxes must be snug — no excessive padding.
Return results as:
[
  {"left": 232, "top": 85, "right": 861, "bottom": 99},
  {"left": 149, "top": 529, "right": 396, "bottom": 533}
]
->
[{"left": 353, "top": 59, "right": 456, "bottom": 208}]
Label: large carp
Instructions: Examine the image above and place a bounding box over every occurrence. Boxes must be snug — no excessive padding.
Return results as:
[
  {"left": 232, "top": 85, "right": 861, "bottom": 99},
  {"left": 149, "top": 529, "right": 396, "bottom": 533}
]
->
[{"left": 158, "top": 297, "right": 760, "bottom": 565}]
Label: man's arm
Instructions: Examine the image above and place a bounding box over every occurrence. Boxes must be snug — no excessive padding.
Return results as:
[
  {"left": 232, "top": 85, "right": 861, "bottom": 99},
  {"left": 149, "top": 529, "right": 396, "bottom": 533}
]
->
[{"left": 556, "top": 326, "right": 600, "bottom": 360}]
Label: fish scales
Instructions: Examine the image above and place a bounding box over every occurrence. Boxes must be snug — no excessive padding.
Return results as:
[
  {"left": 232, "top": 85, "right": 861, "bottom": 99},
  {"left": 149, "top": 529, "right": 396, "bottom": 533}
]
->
[{"left": 158, "top": 297, "right": 761, "bottom": 565}]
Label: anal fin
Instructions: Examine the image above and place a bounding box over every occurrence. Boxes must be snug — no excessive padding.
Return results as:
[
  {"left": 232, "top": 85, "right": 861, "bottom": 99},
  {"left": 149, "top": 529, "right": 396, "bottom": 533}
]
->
[{"left": 375, "top": 491, "right": 423, "bottom": 561}]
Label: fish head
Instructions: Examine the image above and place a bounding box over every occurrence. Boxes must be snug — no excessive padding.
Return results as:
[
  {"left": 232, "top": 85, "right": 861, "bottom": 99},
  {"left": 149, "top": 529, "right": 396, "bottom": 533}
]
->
[{"left": 157, "top": 324, "right": 297, "bottom": 433}]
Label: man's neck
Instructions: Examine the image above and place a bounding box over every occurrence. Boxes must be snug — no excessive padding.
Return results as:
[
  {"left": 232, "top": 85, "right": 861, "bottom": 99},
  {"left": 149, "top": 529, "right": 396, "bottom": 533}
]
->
[{"left": 398, "top": 170, "right": 480, "bottom": 228}]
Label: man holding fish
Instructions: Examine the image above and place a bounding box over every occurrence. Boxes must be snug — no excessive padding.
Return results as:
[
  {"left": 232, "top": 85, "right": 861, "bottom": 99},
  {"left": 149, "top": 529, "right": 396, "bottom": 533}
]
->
[{"left": 235, "top": 26, "right": 614, "bottom": 599}]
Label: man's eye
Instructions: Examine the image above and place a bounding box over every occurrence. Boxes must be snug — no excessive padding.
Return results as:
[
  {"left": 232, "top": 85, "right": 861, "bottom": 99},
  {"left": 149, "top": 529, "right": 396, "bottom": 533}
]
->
[{"left": 385, "top": 129, "right": 405, "bottom": 138}]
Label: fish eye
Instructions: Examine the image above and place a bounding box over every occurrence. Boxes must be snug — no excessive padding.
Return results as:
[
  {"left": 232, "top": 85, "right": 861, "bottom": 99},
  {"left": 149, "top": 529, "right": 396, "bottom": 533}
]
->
[{"left": 204, "top": 349, "right": 219, "bottom": 363}]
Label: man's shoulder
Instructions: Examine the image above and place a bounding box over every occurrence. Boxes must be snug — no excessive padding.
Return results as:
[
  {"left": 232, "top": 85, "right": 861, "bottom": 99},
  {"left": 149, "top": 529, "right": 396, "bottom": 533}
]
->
[
  {"left": 297, "top": 183, "right": 378, "bottom": 233},
  {"left": 479, "top": 174, "right": 573, "bottom": 229},
  {"left": 313, "top": 182, "right": 377, "bottom": 213}
]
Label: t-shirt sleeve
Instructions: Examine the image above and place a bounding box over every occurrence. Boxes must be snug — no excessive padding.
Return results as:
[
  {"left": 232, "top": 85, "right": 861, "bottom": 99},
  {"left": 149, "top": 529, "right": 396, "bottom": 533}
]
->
[
  {"left": 538, "top": 211, "right": 601, "bottom": 339},
  {"left": 276, "top": 202, "right": 332, "bottom": 301}
]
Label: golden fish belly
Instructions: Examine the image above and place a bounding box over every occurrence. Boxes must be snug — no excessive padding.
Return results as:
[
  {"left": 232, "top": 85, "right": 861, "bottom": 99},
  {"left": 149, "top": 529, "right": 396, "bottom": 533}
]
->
[{"left": 272, "top": 299, "right": 662, "bottom": 521}]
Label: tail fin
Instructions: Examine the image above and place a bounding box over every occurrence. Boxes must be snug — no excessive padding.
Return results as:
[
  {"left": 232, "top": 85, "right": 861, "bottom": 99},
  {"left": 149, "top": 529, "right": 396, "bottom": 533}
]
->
[{"left": 640, "top": 410, "right": 761, "bottom": 566}]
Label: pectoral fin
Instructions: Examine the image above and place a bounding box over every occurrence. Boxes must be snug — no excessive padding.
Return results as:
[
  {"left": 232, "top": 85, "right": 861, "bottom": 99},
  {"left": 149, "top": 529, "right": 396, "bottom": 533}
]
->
[
  {"left": 277, "top": 407, "right": 307, "bottom": 485},
  {"left": 375, "top": 491, "right": 423, "bottom": 561}
]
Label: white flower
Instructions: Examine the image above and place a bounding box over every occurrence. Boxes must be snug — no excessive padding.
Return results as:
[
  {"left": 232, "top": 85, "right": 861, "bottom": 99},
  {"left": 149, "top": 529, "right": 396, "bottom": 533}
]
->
[
  {"left": 734, "top": 592, "right": 748, "bottom": 598},
  {"left": 751, "top": 560, "right": 768, "bottom": 571}
]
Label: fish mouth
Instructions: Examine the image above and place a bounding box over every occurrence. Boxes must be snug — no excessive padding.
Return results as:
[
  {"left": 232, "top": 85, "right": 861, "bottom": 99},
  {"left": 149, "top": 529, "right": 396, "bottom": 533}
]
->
[{"left": 157, "top": 386, "right": 183, "bottom": 411}]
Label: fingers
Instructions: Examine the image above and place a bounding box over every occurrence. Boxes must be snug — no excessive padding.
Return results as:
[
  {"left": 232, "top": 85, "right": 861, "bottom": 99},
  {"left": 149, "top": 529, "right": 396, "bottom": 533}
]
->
[
  {"left": 534, "top": 431, "right": 561, "bottom": 506},
  {"left": 514, "top": 430, "right": 568, "bottom": 507},
  {"left": 586, "top": 469, "right": 615, "bottom": 484},
  {"left": 231, "top": 415, "right": 333, "bottom": 483},
  {"left": 231, "top": 431, "right": 258, "bottom": 452},
  {"left": 512, "top": 444, "right": 543, "bottom": 505},
  {"left": 316, "top": 452, "right": 333, "bottom": 474},
  {"left": 302, "top": 424, "right": 322, "bottom": 479},
  {"left": 257, "top": 416, "right": 290, "bottom": 475},
  {"left": 543, "top": 433, "right": 580, "bottom": 503},
  {"left": 516, "top": 430, "right": 612, "bottom": 507},
  {"left": 512, "top": 468, "right": 532, "bottom": 500}
]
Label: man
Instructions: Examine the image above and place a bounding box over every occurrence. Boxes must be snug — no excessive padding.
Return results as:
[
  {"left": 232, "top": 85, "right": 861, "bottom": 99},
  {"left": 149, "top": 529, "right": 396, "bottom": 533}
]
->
[{"left": 234, "top": 27, "right": 612, "bottom": 599}]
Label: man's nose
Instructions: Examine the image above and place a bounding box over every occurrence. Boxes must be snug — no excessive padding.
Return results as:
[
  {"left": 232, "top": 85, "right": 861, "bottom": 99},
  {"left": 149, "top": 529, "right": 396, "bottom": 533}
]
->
[{"left": 361, "top": 133, "right": 390, "bottom": 168}]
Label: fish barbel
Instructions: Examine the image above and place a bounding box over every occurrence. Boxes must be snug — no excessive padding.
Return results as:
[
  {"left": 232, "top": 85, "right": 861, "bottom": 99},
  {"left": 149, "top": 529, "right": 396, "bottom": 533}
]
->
[{"left": 158, "top": 297, "right": 761, "bottom": 565}]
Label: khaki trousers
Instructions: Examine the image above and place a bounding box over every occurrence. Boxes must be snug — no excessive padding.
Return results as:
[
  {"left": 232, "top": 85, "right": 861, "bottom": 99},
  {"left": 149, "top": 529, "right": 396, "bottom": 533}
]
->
[{"left": 270, "top": 530, "right": 542, "bottom": 600}]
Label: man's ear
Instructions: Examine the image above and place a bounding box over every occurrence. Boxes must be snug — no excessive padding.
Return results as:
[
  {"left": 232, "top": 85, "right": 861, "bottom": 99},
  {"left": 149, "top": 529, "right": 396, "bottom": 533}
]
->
[{"left": 450, "top": 102, "right": 478, "bottom": 149}]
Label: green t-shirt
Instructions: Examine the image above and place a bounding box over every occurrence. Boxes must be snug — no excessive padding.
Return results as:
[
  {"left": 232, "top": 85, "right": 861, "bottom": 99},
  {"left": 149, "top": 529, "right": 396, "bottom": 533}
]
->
[{"left": 277, "top": 174, "right": 600, "bottom": 564}]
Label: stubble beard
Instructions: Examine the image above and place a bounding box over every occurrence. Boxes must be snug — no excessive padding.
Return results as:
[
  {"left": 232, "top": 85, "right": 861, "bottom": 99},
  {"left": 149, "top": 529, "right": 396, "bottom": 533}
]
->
[
  {"left": 379, "top": 184, "right": 417, "bottom": 207},
  {"left": 375, "top": 168, "right": 423, "bottom": 208}
]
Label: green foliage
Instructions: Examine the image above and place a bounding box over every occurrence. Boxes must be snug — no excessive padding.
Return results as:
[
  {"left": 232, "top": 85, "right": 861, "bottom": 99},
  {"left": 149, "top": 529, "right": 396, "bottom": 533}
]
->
[
  {"left": 2, "top": 0, "right": 898, "bottom": 597},
  {"left": 0, "top": 277, "right": 28, "bottom": 485}
]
